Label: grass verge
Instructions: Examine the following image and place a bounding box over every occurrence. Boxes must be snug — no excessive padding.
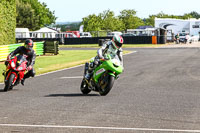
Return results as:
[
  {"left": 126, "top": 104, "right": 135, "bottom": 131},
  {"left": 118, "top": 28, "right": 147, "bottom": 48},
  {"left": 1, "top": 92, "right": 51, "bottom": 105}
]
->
[{"left": 0, "top": 50, "right": 131, "bottom": 83}]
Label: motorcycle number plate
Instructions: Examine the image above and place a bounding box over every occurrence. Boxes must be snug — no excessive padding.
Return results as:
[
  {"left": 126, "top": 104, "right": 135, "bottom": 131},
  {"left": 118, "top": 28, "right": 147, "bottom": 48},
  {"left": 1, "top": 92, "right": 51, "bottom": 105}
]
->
[{"left": 96, "top": 68, "right": 105, "bottom": 76}]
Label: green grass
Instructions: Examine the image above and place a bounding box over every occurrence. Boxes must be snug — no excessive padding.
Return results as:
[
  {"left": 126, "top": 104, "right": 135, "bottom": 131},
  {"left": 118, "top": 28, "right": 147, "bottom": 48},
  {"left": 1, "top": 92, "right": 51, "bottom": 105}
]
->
[
  {"left": 0, "top": 50, "right": 131, "bottom": 83},
  {"left": 59, "top": 44, "right": 167, "bottom": 48}
]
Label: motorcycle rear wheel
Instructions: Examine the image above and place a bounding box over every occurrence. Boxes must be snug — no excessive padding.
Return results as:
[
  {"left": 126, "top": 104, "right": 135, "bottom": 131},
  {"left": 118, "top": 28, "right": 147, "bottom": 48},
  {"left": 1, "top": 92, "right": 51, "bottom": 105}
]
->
[
  {"left": 4, "top": 73, "right": 15, "bottom": 92},
  {"left": 99, "top": 75, "right": 115, "bottom": 96},
  {"left": 80, "top": 79, "right": 91, "bottom": 94}
]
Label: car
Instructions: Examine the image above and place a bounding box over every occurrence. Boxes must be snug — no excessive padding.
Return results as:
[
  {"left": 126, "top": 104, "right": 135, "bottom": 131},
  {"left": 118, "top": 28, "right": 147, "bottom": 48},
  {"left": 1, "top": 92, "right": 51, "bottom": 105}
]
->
[{"left": 179, "top": 32, "right": 190, "bottom": 43}]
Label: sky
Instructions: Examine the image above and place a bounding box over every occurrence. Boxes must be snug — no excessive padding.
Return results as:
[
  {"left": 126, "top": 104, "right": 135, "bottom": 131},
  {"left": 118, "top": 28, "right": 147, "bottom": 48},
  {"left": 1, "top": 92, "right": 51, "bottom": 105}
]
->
[{"left": 38, "top": 0, "right": 200, "bottom": 22}]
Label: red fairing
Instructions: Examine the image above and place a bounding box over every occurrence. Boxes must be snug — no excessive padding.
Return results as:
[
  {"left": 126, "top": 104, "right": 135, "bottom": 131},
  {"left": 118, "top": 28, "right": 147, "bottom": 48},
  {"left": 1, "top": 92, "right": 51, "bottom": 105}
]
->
[
  {"left": 16, "top": 61, "right": 27, "bottom": 71},
  {"left": 19, "top": 71, "right": 25, "bottom": 80},
  {"left": 5, "top": 55, "right": 28, "bottom": 85}
]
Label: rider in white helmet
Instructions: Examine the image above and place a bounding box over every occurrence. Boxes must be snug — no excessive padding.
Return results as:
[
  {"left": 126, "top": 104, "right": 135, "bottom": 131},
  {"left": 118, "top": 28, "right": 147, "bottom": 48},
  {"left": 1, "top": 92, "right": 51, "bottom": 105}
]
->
[{"left": 85, "top": 34, "right": 124, "bottom": 80}]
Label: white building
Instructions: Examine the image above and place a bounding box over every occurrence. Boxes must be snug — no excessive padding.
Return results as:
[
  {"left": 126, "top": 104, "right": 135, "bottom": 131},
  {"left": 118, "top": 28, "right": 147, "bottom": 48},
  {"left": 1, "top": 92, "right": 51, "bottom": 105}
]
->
[
  {"left": 155, "top": 18, "right": 200, "bottom": 36},
  {"left": 15, "top": 28, "right": 30, "bottom": 38},
  {"left": 30, "top": 27, "right": 58, "bottom": 38},
  {"left": 127, "top": 28, "right": 157, "bottom": 36}
]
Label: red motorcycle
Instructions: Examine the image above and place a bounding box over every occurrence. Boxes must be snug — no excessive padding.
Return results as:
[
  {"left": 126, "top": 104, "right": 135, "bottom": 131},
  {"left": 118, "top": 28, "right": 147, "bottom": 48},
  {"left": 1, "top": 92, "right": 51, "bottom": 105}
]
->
[{"left": 3, "top": 55, "right": 28, "bottom": 91}]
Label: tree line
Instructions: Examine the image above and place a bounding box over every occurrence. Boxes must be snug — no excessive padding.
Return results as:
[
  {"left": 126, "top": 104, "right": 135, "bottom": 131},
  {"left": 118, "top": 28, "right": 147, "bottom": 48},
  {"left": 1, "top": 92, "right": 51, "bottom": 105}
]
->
[
  {"left": 16, "top": 1, "right": 200, "bottom": 33},
  {"left": 80, "top": 10, "right": 200, "bottom": 32}
]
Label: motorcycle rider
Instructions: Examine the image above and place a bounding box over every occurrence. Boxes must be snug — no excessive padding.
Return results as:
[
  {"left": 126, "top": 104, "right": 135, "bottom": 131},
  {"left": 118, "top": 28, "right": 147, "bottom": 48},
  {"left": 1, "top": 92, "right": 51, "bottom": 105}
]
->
[
  {"left": 6, "top": 39, "right": 36, "bottom": 85},
  {"left": 85, "top": 34, "right": 124, "bottom": 80}
]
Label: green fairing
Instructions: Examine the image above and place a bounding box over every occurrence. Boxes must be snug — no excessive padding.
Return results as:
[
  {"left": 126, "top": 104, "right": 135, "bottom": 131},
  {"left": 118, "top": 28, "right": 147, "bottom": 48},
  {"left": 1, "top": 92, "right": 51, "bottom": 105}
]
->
[{"left": 93, "top": 55, "right": 123, "bottom": 83}]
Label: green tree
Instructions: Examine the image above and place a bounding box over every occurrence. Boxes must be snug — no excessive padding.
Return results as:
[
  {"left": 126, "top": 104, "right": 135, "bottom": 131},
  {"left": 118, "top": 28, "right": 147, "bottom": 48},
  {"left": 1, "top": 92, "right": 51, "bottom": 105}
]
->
[
  {"left": 144, "top": 15, "right": 156, "bottom": 26},
  {"left": 82, "top": 14, "right": 102, "bottom": 32},
  {"left": 0, "top": 0, "right": 16, "bottom": 45},
  {"left": 100, "top": 10, "right": 125, "bottom": 31},
  {"left": 16, "top": 0, "right": 39, "bottom": 30},
  {"left": 184, "top": 11, "right": 200, "bottom": 19},
  {"left": 16, "top": 0, "right": 56, "bottom": 30},
  {"left": 119, "top": 9, "right": 144, "bottom": 30}
]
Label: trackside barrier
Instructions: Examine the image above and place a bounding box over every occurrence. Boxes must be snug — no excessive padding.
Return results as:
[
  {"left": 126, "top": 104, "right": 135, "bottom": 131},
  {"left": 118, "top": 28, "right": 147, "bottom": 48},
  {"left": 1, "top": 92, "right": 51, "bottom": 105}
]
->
[
  {"left": 0, "top": 42, "right": 44, "bottom": 61},
  {"left": 152, "top": 36, "right": 157, "bottom": 44},
  {"left": 44, "top": 41, "right": 59, "bottom": 55}
]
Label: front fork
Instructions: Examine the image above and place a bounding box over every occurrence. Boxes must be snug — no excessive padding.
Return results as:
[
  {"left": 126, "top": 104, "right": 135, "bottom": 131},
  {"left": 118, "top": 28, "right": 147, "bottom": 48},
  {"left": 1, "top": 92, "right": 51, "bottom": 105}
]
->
[
  {"left": 84, "top": 62, "right": 89, "bottom": 76},
  {"left": 5, "top": 71, "right": 18, "bottom": 86}
]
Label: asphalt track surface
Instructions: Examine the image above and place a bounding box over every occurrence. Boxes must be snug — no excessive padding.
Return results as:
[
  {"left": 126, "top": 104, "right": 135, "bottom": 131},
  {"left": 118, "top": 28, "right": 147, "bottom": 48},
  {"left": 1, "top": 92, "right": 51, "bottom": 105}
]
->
[{"left": 1, "top": 48, "right": 200, "bottom": 132}]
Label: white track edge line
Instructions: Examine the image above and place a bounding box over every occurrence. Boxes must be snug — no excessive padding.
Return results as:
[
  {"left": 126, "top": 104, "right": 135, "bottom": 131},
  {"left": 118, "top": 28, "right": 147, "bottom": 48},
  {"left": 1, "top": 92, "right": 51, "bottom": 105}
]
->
[{"left": 0, "top": 124, "right": 199, "bottom": 132}]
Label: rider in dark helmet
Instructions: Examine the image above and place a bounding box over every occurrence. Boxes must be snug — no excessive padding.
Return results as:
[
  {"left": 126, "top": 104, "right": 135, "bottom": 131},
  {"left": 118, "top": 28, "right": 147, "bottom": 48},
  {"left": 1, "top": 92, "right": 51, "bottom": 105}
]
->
[{"left": 6, "top": 39, "right": 36, "bottom": 85}]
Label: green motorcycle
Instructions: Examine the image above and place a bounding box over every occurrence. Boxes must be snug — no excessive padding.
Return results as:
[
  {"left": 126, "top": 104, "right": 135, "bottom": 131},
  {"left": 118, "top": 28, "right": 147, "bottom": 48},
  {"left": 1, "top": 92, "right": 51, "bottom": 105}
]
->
[{"left": 80, "top": 54, "right": 123, "bottom": 96}]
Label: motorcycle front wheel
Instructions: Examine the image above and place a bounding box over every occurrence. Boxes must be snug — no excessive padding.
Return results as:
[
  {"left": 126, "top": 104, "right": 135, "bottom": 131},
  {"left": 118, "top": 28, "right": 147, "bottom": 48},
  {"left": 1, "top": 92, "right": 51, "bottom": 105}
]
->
[
  {"left": 4, "top": 73, "right": 15, "bottom": 92},
  {"left": 80, "top": 79, "right": 91, "bottom": 94},
  {"left": 99, "top": 74, "right": 115, "bottom": 96}
]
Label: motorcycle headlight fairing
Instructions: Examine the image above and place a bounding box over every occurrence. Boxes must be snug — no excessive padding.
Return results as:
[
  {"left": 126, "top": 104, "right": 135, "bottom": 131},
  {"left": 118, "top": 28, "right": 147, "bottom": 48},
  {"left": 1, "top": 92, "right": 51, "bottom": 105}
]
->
[{"left": 11, "top": 61, "right": 16, "bottom": 68}]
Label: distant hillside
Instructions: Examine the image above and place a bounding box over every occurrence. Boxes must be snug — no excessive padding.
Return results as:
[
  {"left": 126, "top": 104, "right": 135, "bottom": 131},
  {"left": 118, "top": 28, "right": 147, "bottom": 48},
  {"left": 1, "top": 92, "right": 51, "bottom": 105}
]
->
[
  {"left": 54, "top": 21, "right": 81, "bottom": 31},
  {"left": 56, "top": 21, "right": 81, "bottom": 25}
]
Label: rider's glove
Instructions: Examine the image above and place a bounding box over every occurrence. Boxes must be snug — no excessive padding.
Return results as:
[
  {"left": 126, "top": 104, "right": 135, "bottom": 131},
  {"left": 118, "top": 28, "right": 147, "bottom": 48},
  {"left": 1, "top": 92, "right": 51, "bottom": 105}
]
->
[
  {"left": 7, "top": 55, "right": 11, "bottom": 61},
  {"left": 27, "top": 65, "right": 32, "bottom": 71},
  {"left": 104, "top": 56, "right": 109, "bottom": 60}
]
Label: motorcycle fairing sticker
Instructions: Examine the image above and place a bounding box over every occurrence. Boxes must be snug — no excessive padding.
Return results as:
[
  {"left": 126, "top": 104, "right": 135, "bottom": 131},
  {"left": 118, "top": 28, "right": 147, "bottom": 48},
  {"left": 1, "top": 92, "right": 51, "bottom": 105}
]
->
[{"left": 96, "top": 68, "right": 105, "bottom": 76}]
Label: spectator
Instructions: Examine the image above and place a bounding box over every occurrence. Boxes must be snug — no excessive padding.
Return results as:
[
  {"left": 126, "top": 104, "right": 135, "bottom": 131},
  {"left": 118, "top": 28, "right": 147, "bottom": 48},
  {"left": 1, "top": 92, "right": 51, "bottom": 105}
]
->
[
  {"left": 185, "top": 34, "right": 190, "bottom": 44},
  {"left": 175, "top": 33, "right": 180, "bottom": 44}
]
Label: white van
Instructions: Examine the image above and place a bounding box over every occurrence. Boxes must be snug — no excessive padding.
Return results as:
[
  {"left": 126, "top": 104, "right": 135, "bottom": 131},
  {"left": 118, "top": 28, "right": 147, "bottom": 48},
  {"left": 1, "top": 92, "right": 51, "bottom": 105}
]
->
[
  {"left": 80, "top": 32, "right": 92, "bottom": 38},
  {"left": 107, "top": 31, "right": 122, "bottom": 37}
]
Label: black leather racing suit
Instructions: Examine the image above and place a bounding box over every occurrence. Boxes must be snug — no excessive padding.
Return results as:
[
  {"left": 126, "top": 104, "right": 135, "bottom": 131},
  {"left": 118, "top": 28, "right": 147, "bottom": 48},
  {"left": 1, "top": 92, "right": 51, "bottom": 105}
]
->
[{"left": 8, "top": 46, "right": 36, "bottom": 79}]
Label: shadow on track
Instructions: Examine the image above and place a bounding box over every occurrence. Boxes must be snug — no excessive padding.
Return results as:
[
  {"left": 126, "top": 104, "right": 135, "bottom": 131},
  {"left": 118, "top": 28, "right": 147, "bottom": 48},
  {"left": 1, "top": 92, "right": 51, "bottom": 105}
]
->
[
  {"left": 0, "top": 90, "right": 5, "bottom": 92},
  {"left": 45, "top": 93, "right": 100, "bottom": 97}
]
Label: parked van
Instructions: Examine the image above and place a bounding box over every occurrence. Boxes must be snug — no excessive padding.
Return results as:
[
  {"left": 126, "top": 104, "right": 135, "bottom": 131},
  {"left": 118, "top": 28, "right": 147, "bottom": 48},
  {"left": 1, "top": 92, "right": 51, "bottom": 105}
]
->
[
  {"left": 107, "top": 31, "right": 122, "bottom": 37},
  {"left": 80, "top": 32, "right": 92, "bottom": 38}
]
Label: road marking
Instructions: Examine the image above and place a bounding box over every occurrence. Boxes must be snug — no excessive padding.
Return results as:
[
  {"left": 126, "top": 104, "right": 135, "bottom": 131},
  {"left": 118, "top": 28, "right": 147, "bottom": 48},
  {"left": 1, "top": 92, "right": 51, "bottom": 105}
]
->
[
  {"left": 35, "top": 64, "right": 84, "bottom": 77},
  {"left": 60, "top": 76, "right": 83, "bottom": 79},
  {"left": 0, "top": 124, "right": 199, "bottom": 132},
  {"left": 125, "top": 51, "right": 137, "bottom": 55}
]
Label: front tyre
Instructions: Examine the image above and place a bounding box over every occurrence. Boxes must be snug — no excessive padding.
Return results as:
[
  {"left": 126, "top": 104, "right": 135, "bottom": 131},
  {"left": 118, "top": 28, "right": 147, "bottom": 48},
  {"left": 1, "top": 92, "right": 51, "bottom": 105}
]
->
[
  {"left": 4, "top": 73, "right": 15, "bottom": 92},
  {"left": 99, "top": 75, "right": 115, "bottom": 96},
  {"left": 80, "top": 79, "right": 91, "bottom": 94}
]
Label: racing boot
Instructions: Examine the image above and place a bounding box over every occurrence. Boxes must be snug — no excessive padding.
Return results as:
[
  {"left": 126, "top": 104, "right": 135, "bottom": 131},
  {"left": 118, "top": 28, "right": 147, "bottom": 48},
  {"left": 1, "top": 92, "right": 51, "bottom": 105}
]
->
[
  {"left": 21, "top": 78, "right": 25, "bottom": 86},
  {"left": 85, "top": 62, "right": 95, "bottom": 80}
]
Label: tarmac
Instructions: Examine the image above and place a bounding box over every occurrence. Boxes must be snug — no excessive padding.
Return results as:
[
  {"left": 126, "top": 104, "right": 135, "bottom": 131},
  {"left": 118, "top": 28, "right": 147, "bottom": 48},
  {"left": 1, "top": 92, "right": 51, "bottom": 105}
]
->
[{"left": 158, "top": 42, "right": 200, "bottom": 48}]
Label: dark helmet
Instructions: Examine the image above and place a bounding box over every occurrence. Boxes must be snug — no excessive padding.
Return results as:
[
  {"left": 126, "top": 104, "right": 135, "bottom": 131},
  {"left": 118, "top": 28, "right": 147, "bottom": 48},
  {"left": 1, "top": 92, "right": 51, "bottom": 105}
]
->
[
  {"left": 24, "top": 39, "right": 33, "bottom": 51},
  {"left": 111, "top": 35, "right": 124, "bottom": 49}
]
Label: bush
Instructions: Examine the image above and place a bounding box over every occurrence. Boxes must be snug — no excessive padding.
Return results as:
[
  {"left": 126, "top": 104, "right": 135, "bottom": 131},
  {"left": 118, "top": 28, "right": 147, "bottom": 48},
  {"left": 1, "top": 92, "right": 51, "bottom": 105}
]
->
[{"left": 0, "top": 0, "right": 16, "bottom": 45}]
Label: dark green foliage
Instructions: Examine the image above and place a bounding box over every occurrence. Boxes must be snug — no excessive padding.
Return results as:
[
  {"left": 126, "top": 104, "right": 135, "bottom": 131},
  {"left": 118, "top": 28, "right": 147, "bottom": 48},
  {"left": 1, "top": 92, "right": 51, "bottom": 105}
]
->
[
  {"left": 0, "top": 0, "right": 16, "bottom": 45},
  {"left": 119, "top": 9, "right": 144, "bottom": 30},
  {"left": 16, "top": 0, "right": 56, "bottom": 30},
  {"left": 81, "top": 9, "right": 145, "bottom": 32}
]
